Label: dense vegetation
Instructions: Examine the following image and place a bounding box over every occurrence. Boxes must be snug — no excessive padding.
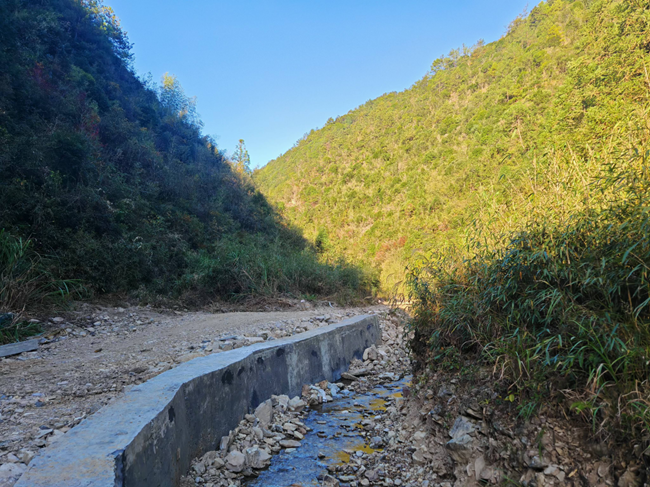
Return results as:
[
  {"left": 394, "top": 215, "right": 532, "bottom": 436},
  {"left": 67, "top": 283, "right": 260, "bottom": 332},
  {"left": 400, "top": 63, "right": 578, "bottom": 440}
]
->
[
  {"left": 258, "top": 0, "right": 650, "bottom": 441},
  {"left": 257, "top": 0, "right": 648, "bottom": 292},
  {"left": 0, "top": 0, "right": 369, "bottom": 312}
]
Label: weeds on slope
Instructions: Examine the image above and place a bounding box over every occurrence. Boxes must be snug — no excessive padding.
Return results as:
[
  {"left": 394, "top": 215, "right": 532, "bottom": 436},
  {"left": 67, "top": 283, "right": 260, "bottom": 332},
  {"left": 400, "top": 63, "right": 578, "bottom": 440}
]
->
[
  {"left": 407, "top": 148, "right": 650, "bottom": 442},
  {"left": 0, "top": 230, "right": 80, "bottom": 342}
]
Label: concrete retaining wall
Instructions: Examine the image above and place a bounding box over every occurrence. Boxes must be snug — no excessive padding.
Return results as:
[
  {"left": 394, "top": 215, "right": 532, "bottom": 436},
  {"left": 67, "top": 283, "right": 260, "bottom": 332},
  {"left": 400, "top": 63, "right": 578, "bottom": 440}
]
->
[{"left": 16, "top": 315, "right": 380, "bottom": 487}]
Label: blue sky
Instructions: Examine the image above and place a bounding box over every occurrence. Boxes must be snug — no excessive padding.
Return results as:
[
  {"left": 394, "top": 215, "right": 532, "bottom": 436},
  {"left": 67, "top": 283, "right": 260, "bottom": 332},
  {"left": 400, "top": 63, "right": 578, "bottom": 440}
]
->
[{"left": 105, "top": 1, "right": 534, "bottom": 169}]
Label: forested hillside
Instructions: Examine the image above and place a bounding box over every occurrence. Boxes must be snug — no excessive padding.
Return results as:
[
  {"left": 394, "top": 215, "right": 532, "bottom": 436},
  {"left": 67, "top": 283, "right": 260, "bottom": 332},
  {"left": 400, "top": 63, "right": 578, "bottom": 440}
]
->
[
  {"left": 256, "top": 0, "right": 650, "bottom": 292},
  {"left": 0, "top": 0, "right": 367, "bottom": 312},
  {"left": 258, "top": 0, "right": 650, "bottom": 442}
]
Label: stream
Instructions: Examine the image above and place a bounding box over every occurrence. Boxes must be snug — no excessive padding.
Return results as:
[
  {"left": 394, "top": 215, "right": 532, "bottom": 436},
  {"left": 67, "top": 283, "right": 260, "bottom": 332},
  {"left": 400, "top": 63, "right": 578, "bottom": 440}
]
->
[{"left": 245, "top": 376, "right": 411, "bottom": 487}]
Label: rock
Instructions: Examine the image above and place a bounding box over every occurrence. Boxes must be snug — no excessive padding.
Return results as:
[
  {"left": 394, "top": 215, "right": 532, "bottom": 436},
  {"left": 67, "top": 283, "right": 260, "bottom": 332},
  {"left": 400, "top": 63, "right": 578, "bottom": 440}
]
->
[
  {"left": 618, "top": 468, "right": 640, "bottom": 487},
  {"left": 252, "top": 427, "right": 263, "bottom": 440},
  {"left": 464, "top": 407, "right": 483, "bottom": 420},
  {"left": 348, "top": 367, "right": 369, "bottom": 376},
  {"left": 225, "top": 451, "right": 246, "bottom": 473},
  {"left": 177, "top": 352, "right": 204, "bottom": 363},
  {"left": 254, "top": 400, "right": 273, "bottom": 427},
  {"left": 446, "top": 434, "right": 474, "bottom": 463},
  {"left": 50, "top": 317, "right": 65, "bottom": 324},
  {"left": 365, "top": 470, "right": 378, "bottom": 481},
  {"left": 412, "top": 431, "right": 427, "bottom": 443},
  {"left": 363, "top": 346, "right": 379, "bottom": 361},
  {"left": 220, "top": 434, "right": 232, "bottom": 451},
  {"left": 276, "top": 394, "right": 290, "bottom": 410},
  {"left": 412, "top": 449, "right": 426, "bottom": 464},
  {"left": 597, "top": 462, "right": 610, "bottom": 478},
  {"left": 246, "top": 446, "right": 271, "bottom": 469},
  {"left": 370, "top": 436, "right": 384, "bottom": 448},
  {"left": 18, "top": 450, "right": 36, "bottom": 465},
  {"left": 474, "top": 455, "right": 486, "bottom": 481},
  {"left": 245, "top": 337, "right": 265, "bottom": 344},
  {"left": 341, "top": 372, "right": 358, "bottom": 381},
  {"left": 282, "top": 422, "right": 297, "bottom": 432},
  {"left": 201, "top": 450, "right": 218, "bottom": 464},
  {"left": 288, "top": 397, "right": 306, "bottom": 412},
  {"left": 193, "top": 462, "right": 206, "bottom": 475},
  {"left": 449, "top": 416, "right": 477, "bottom": 439},
  {"left": 527, "top": 455, "right": 548, "bottom": 470},
  {"left": 279, "top": 439, "right": 302, "bottom": 448},
  {"left": 322, "top": 474, "right": 340, "bottom": 486}
]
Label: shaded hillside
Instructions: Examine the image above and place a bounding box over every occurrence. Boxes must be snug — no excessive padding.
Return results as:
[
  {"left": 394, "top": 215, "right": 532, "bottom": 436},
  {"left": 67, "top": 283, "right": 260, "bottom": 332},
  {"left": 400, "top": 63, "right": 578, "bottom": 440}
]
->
[
  {"left": 0, "top": 0, "right": 368, "bottom": 306},
  {"left": 256, "top": 0, "right": 650, "bottom": 291}
]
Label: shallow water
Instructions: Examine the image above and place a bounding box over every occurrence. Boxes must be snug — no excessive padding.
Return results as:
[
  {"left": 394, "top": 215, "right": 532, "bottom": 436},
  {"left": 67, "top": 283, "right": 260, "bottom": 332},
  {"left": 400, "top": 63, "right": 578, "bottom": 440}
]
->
[{"left": 245, "top": 376, "right": 411, "bottom": 487}]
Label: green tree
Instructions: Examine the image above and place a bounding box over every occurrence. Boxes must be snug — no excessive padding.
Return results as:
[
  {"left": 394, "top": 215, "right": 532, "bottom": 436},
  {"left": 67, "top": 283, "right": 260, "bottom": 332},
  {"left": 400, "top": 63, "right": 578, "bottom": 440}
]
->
[
  {"left": 159, "top": 73, "right": 201, "bottom": 127},
  {"left": 232, "top": 139, "right": 251, "bottom": 175}
]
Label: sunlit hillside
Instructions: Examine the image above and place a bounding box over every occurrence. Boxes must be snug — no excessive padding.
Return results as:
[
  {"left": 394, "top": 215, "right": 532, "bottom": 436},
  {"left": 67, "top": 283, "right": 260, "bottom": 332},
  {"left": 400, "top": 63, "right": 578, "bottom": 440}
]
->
[{"left": 256, "top": 0, "right": 650, "bottom": 293}]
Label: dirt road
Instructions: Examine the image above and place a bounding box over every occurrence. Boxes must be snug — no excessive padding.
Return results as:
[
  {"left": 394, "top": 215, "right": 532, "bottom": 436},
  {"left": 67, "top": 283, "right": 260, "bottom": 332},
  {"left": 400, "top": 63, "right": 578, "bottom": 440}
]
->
[{"left": 0, "top": 302, "right": 387, "bottom": 483}]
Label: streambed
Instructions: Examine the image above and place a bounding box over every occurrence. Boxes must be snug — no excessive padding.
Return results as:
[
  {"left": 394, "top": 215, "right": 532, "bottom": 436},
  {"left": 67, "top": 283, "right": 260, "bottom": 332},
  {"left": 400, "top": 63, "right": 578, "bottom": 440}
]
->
[{"left": 246, "top": 376, "right": 410, "bottom": 487}]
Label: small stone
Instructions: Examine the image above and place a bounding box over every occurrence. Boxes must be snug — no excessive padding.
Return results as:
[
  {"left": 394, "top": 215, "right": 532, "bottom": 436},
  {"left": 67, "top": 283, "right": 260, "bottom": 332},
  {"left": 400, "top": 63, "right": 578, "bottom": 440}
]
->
[
  {"left": 448, "top": 416, "right": 477, "bottom": 439},
  {"left": 597, "top": 462, "right": 610, "bottom": 478},
  {"left": 474, "top": 455, "right": 486, "bottom": 481},
  {"left": 528, "top": 455, "right": 547, "bottom": 470},
  {"left": 245, "top": 337, "right": 265, "bottom": 344},
  {"left": 362, "top": 346, "right": 378, "bottom": 361},
  {"left": 246, "top": 446, "right": 272, "bottom": 469},
  {"left": 17, "top": 450, "right": 35, "bottom": 465},
  {"left": 225, "top": 451, "right": 246, "bottom": 473},
  {"left": 617, "top": 468, "right": 640, "bottom": 487},
  {"left": 220, "top": 435, "right": 231, "bottom": 451},
  {"left": 322, "top": 474, "right": 340, "bottom": 486},
  {"left": 288, "top": 397, "right": 306, "bottom": 412},
  {"left": 279, "top": 439, "right": 302, "bottom": 448},
  {"left": 446, "top": 434, "right": 473, "bottom": 463},
  {"left": 412, "top": 449, "right": 426, "bottom": 464},
  {"left": 177, "top": 352, "right": 203, "bottom": 363},
  {"left": 252, "top": 427, "right": 263, "bottom": 440}
]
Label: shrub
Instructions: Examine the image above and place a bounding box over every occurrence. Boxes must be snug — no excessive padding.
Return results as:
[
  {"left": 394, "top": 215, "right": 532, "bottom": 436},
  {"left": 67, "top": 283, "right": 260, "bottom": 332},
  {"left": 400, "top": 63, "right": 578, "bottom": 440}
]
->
[
  {"left": 408, "top": 149, "right": 650, "bottom": 440},
  {"left": 0, "top": 229, "right": 78, "bottom": 314}
]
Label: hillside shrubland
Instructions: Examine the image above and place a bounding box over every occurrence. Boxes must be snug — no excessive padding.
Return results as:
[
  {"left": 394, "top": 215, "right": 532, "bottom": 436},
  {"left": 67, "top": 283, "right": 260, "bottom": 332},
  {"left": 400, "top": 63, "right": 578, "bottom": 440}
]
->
[
  {"left": 0, "top": 0, "right": 371, "bottom": 311},
  {"left": 258, "top": 0, "right": 650, "bottom": 442}
]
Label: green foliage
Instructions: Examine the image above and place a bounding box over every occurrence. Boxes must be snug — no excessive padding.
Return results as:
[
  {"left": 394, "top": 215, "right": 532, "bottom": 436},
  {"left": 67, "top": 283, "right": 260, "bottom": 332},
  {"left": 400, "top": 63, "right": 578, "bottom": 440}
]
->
[
  {"left": 231, "top": 139, "right": 252, "bottom": 175},
  {"left": 180, "top": 234, "right": 376, "bottom": 304},
  {"left": 0, "top": 313, "right": 43, "bottom": 346},
  {"left": 0, "top": 230, "right": 78, "bottom": 313},
  {"left": 257, "top": 0, "right": 650, "bottom": 441},
  {"left": 407, "top": 147, "right": 650, "bottom": 440},
  {"left": 256, "top": 0, "right": 650, "bottom": 295},
  {"left": 0, "top": 0, "right": 367, "bottom": 304}
]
